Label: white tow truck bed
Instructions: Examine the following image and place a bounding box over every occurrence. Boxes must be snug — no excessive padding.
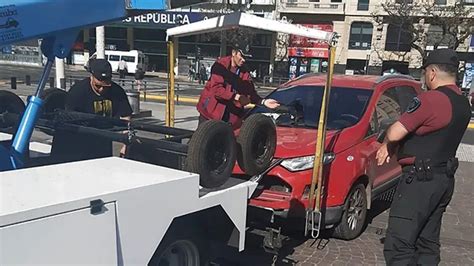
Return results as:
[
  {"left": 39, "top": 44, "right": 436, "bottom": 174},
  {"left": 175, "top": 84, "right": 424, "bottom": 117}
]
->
[{"left": 0, "top": 157, "right": 257, "bottom": 265}]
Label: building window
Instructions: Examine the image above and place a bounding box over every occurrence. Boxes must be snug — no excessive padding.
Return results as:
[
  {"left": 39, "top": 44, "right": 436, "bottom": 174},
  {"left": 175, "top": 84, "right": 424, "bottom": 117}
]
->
[
  {"left": 346, "top": 59, "right": 367, "bottom": 74},
  {"left": 435, "top": 0, "right": 447, "bottom": 4},
  {"left": 349, "top": 22, "right": 373, "bottom": 50},
  {"left": 385, "top": 24, "right": 411, "bottom": 52},
  {"left": 395, "top": 0, "right": 413, "bottom": 3},
  {"left": 426, "top": 25, "right": 455, "bottom": 49},
  {"left": 358, "top": 0, "right": 370, "bottom": 10}
]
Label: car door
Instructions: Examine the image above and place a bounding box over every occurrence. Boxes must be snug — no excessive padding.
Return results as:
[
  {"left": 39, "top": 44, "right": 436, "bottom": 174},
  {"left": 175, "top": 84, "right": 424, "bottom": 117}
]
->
[{"left": 369, "top": 85, "right": 418, "bottom": 187}]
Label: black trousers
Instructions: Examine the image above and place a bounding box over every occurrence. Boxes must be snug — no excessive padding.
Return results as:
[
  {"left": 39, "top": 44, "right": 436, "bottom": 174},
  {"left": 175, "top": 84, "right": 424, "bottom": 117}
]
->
[{"left": 384, "top": 168, "right": 455, "bottom": 265}]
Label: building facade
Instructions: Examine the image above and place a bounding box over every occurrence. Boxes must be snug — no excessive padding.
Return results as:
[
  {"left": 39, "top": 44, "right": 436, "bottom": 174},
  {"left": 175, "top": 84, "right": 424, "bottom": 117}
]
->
[{"left": 277, "top": 0, "right": 473, "bottom": 81}]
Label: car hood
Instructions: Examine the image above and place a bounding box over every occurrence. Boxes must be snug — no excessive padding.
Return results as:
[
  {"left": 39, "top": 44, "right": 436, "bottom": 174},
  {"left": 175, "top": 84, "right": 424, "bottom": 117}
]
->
[{"left": 274, "top": 126, "right": 346, "bottom": 158}]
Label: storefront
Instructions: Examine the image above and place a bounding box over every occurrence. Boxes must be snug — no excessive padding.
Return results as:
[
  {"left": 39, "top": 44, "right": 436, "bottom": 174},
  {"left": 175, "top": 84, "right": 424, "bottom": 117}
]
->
[
  {"left": 287, "top": 24, "right": 332, "bottom": 79},
  {"left": 80, "top": 11, "right": 273, "bottom": 76}
]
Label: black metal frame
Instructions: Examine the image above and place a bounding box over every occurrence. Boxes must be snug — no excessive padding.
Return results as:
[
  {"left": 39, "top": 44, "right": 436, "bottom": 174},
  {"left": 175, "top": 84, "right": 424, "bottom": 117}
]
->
[{"left": 0, "top": 110, "right": 194, "bottom": 158}]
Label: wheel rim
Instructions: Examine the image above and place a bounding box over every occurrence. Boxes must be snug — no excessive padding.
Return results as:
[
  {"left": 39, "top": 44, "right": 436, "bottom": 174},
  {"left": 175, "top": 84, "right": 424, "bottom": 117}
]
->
[
  {"left": 156, "top": 240, "right": 200, "bottom": 266},
  {"left": 251, "top": 131, "right": 269, "bottom": 164},
  {"left": 205, "top": 136, "right": 229, "bottom": 175},
  {"left": 346, "top": 188, "right": 365, "bottom": 231}
]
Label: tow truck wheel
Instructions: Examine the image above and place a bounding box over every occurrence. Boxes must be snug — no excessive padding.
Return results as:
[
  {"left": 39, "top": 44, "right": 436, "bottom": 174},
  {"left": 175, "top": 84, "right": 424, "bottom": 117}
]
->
[
  {"left": 332, "top": 183, "right": 368, "bottom": 240},
  {"left": 186, "top": 120, "right": 236, "bottom": 188},
  {"left": 40, "top": 88, "right": 67, "bottom": 113},
  {"left": 0, "top": 90, "right": 25, "bottom": 129},
  {"left": 148, "top": 225, "right": 209, "bottom": 266},
  {"left": 150, "top": 239, "right": 201, "bottom": 266},
  {"left": 237, "top": 114, "right": 276, "bottom": 176}
]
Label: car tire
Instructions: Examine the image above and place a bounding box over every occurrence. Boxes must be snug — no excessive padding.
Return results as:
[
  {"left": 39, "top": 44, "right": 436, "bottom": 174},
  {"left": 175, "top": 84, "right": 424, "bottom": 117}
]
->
[
  {"left": 0, "top": 90, "right": 25, "bottom": 129},
  {"left": 186, "top": 120, "right": 236, "bottom": 188},
  {"left": 237, "top": 114, "right": 276, "bottom": 176},
  {"left": 332, "top": 183, "right": 368, "bottom": 240},
  {"left": 40, "top": 88, "right": 67, "bottom": 113}
]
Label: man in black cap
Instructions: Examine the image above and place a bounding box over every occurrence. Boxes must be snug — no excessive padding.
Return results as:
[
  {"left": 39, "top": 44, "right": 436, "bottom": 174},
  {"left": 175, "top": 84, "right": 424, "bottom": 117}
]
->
[
  {"left": 197, "top": 41, "right": 280, "bottom": 129},
  {"left": 66, "top": 59, "right": 132, "bottom": 119},
  {"left": 51, "top": 59, "right": 132, "bottom": 161},
  {"left": 376, "top": 48, "right": 471, "bottom": 265}
]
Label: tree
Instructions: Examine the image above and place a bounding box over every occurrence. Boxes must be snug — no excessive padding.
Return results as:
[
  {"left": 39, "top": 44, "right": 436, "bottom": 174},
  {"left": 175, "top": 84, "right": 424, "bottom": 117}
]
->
[{"left": 372, "top": 0, "right": 474, "bottom": 64}]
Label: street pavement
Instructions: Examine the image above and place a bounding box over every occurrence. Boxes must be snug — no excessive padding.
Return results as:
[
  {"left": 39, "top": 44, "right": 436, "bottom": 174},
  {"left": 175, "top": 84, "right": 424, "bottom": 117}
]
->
[{"left": 1, "top": 63, "right": 474, "bottom": 265}]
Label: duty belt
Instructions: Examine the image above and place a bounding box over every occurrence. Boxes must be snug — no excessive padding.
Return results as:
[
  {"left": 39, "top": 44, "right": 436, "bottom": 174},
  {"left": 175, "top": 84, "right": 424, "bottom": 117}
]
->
[{"left": 402, "top": 157, "right": 458, "bottom": 182}]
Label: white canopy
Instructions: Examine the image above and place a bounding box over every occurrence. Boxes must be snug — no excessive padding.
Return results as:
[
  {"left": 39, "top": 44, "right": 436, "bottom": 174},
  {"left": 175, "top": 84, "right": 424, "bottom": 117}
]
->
[{"left": 166, "top": 12, "right": 336, "bottom": 44}]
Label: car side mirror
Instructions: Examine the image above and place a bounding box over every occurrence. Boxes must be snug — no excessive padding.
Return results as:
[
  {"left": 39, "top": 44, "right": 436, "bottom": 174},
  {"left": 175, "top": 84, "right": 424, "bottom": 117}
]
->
[{"left": 376, "top": 118, "right": 395, "bottom": 143}]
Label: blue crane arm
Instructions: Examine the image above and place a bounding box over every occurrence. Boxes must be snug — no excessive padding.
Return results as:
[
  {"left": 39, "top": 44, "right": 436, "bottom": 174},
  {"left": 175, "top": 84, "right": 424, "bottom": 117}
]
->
[
  {"left": 0, "top": 0, "right": 175, "bottom": 171},
  {"left": 0, "top": 0, "right": 171, "bottom": 49}
]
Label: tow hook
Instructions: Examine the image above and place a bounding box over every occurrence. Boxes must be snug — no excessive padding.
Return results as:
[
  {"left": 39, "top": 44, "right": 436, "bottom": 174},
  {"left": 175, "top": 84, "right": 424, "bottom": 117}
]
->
[{"left": 263, "top": 227, "right": 284, "bottom": 254}]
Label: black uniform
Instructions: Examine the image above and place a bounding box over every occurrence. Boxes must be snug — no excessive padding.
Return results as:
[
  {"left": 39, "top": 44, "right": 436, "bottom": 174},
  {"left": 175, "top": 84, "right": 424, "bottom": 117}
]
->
[{"left": 383, "top": 49, "right": 471, "bottom": 265}]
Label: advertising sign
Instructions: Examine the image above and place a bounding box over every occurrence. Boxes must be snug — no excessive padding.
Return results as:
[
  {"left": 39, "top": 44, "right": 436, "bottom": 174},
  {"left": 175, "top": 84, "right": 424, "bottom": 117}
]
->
[
  {"left": 122, "top": 12, "right": 211, "bottom": 29},
  {"left": 288, "top": 24, "right": 333, "bottom": 58}
]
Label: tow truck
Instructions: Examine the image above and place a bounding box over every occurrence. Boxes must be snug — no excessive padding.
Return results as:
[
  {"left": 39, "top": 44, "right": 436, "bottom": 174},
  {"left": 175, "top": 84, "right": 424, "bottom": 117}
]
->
[{"left": 0, "top": 1, "right": 337, "bottom": 264}]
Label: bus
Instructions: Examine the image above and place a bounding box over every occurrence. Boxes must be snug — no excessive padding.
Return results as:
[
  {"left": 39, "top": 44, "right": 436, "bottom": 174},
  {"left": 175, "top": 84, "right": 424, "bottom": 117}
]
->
[
  {"left": 106, "top": 50, "right": 148, "bottom": 74},
  {"left": 86, "top": 50, "right": 148, "bottom": 74}
]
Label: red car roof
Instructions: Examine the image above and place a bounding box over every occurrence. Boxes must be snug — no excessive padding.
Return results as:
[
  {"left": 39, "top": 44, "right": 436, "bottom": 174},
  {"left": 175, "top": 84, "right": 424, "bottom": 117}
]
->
[{"left": 281, "top": 74, "right": 383, "bottom": 90}]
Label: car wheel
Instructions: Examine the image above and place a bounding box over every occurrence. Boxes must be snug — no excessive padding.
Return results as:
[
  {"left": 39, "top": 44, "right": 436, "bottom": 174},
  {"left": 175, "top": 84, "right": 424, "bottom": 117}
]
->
[
  {"left": 237, "top": 114, "right": 276, "bottom": 176},
  {"left": 332, "top": 183, "right": 368, "bottom": 240},
  {"left": 0, "top": 90, "right": 25, "bottom": 129},
  {"left": 40, "top": 88, "right": 67, "bottom": 113},
  {"left": 186, "top": 120, "right": 236, "bottom": 188}
]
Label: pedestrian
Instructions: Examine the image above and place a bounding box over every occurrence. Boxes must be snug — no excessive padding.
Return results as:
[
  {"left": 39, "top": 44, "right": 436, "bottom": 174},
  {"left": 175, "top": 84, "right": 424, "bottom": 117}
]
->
[
  {"left": 134, "top": 67, "right": 145, "bottom": 91},
  {"left": 188, "top": 63, "right": 194, "bottom": 82},
  {"left": 52, "top": 59, "right": 132, "bottom": 162},
  {"left": 197, "top": 41, "right": 280, "bottom": 129},
  {"left": 118, "top": 58, "right": 128, "bottom": 85},
  {"left": 375, "top": 48, "right": 471, "bottom": 265},
  {"left": 199, "top": 63, "right": 207, "bottom": 85}
]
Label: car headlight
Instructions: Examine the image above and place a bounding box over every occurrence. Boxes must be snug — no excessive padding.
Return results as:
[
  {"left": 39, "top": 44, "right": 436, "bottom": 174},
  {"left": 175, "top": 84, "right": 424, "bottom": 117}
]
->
[{"left": 280, "top": 153, "right": 335, "bottom": 172}]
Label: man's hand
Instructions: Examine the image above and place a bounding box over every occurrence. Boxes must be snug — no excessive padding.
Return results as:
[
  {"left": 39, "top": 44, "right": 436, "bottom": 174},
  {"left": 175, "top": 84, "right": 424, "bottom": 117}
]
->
[
  {"left": 235, "top": 94, "right": 251, "bottom": 106},
  {"left": 263, "top": 99, "right": 280, "bottom": 109},
  {"left": 376, "top": 143, "right": 390, "bottom": 165}
]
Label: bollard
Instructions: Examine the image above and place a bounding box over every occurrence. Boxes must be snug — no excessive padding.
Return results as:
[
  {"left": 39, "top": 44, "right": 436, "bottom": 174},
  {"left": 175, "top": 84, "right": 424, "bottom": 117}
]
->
[
  {"left": 126, "top": 90, "right": 140, "bottom": 115},
  {"left": 60, "top": 78, "right": 66, "bottom": 89},
  {"left": 10, "top": 77, "right": 16, "bottom": 90},
  {"left": 49, "top": 77, "right": 54, "bottom": 88},
  {"left": 25, "top": 75, "right": 31, "bottom": 86}
]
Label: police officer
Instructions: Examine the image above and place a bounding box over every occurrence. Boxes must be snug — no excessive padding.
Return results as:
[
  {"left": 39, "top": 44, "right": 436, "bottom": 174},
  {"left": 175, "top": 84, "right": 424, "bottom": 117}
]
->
[{"left": 376, "top": 48, "right": 471, "bottom": 265}]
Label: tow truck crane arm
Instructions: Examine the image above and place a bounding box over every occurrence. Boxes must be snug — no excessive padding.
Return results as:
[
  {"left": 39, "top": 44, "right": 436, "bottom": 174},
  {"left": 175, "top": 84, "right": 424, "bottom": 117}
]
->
[{"left": 0, "top": 0, "right": 195, "bottom": 171}]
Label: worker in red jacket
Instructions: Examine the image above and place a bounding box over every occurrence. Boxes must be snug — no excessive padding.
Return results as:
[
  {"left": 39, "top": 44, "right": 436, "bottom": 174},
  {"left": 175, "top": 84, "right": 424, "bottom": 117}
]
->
[{"left": 197, "top": 41, "right": 280, "bottom": 129}]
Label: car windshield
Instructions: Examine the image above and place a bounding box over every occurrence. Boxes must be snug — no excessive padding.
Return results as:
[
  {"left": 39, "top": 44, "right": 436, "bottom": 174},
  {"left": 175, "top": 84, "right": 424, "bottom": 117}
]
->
[{"left": 252, "top": 85, "right": 373, "bottom": 130}]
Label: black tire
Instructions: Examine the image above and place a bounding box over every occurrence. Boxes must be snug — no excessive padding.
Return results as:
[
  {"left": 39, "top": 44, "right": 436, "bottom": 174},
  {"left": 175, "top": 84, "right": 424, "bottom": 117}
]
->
[
  {"left": 40, "top": 88, "right": 67, "bottom": 113},
  {"left": 0, "top": 90, "right": 25, "bottom": 128},
  {"left": 332, "top": 183, "right": 368, "bottom": 240},
  {"left": 237, "top": 114, "right": 276, "bottom": 176},
  {"left": 186, "top": 120, "right": 236, "bottom": 188},
  {"left": 148, "top": 227, "right": 209, "bottom": 266}
]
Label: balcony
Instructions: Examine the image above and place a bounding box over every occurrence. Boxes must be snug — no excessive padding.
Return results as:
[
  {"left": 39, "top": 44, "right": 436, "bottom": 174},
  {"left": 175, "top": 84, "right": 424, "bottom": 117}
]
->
[{"left": 280, "top": 0, "right": 345, "bottom": 14}]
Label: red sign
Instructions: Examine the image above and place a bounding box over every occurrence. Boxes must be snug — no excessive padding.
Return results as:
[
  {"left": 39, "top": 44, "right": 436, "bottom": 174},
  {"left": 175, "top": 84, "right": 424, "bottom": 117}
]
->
[
  {"left": 288, "top": 47, "right": 329, "bottom": 58},
  {"left": 289, "top": 24, "right": 332, "bottom": 58}
]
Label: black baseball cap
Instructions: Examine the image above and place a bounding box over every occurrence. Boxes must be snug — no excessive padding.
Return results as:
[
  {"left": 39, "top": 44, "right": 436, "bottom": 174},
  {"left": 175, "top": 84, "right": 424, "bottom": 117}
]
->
[
  {"left": 422, "top": 48, "right": 459, "bottom": 69},
  {"left": 232, "top": 41, "right": 252, "bottom": 58},
  {"left": 89, "top": 59, "right": 112, "bottom": 83}
]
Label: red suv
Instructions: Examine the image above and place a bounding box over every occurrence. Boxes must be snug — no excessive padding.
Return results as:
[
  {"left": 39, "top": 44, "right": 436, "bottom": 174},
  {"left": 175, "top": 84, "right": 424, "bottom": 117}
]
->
[{"left": 241, "top": 74, "right": 422, "bottom": 240}]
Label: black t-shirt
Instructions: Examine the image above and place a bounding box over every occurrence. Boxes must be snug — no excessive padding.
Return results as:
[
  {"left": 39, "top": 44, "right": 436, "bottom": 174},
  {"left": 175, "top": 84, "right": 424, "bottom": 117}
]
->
[
  {"left": 66, "top": 77, "right": 132, "bottom": 118},
  {"left": 51, "top": 78, "right": 132, "bottom": 163}
]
